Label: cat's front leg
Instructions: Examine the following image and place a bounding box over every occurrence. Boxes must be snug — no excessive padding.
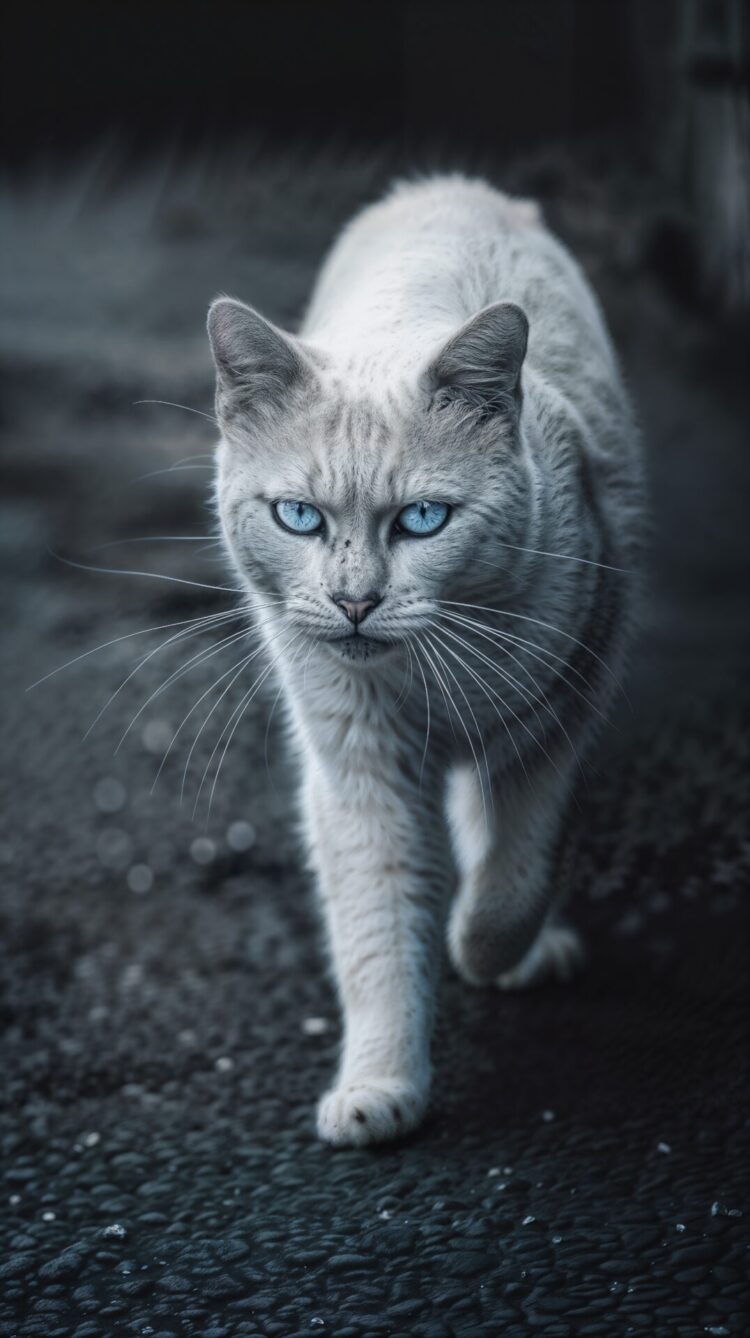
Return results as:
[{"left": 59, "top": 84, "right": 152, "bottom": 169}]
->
[
  {"left": 304, "top": 767, "right": 452, "bottom": 1148},
  {"left": 447, "top": 756, "right": 582, "bottom": 986}
]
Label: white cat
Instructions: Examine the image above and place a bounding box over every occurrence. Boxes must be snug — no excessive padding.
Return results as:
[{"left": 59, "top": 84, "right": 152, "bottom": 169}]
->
[{"left": 207, "top": 175, "right": 644, "bottom": 1146}]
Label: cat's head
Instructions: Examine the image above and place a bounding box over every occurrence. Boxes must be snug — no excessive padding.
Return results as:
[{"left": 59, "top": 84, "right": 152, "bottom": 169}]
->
[{"left": 208, "top": 297, "right": 531, "bottom": 664}]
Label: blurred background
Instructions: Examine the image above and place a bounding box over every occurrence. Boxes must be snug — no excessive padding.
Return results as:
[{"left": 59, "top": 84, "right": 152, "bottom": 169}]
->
[{"left": 1, "top": 2, "right": 749, "bottom": 1335}]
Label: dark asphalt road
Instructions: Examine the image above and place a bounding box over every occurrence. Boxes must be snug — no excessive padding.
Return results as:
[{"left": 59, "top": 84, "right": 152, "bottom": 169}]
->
[{"left": 1, "top": 144, "right": 749, "bottom": 1336}]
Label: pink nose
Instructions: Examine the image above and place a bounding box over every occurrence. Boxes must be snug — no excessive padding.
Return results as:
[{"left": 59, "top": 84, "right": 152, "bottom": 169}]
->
[{"left": 334, "top": 594, "right": 381, "bottom": 625}]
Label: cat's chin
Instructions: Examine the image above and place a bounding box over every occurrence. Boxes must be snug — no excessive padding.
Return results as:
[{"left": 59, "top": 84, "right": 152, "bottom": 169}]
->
[{"left": 323, "top": 635, "right": 397, "bottom": 666}]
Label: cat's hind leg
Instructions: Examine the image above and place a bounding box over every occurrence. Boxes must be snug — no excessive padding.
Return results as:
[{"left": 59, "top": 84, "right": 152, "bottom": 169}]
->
[
  {"left": 447, "top": 759, "right": 581, "bottom": 987},
  {"left": 496, "top": 918, "right": 584, "bottom": 990}
]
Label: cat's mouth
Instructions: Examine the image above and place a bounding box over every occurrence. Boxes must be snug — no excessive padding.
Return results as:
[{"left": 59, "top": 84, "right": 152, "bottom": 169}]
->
[{"left": 324, "top": 633, "right": 396, "bottom": 662}]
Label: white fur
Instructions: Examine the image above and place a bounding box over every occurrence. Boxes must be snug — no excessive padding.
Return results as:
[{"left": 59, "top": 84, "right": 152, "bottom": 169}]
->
[{"left": 207, "top": 175, "right": 644, "bottom": 1146}]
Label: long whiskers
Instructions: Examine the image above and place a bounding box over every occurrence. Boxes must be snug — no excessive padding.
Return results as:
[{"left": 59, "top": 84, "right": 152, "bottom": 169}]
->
[
  {"left": 440, "top": 609, "right": 610, "bottom": 725},
  {"left": 49, "top": 551, "right": 244, "bottom": 595},
  {"left": 422, "top": 632, "right": 493, "bottom": 823},
  {"left": 468, "top": 546, "right": 632, "bottom": 575},
  {"left": 81, "top": 609, "right": 243, "bottom": 740},
  {"left": 438, "top": 598, "right": 629, "bottom": 706},
  {"left": 408, "top": 640, "right": 432, "bottom": 791},
  {"left": 178, "top": 641, "right": 271, "bottom": 802},
  {"left": 199, "top": 631, "right": 303, "bottom": 824},
  {"left": 133, "top": 400, "right": 218, "bottom": 424},
  {"left": 113, "top": 623, "right": 253, "bottom": 751},
  {"left": 87, "top": 535, "right": 219, "bottom": 553},
  {"left": 424, "top": 622, "right": 532, "bottom": 786},
  {"left": 430, "top": 620, "right": 580, "bottom": 787},
  {"left": 27, "top": 606, "right": 243, "bottom": 692}
]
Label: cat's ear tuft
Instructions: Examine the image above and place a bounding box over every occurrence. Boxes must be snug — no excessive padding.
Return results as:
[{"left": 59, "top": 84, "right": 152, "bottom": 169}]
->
[
  {"left": 427, "top": 302, "right": 529, "bottom": 419},
  {"left": 207, "top": 297, "right": 313, "bottom": 418}
]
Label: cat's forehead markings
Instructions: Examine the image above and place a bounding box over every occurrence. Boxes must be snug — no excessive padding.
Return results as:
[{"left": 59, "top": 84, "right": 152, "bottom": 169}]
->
[{"left": 322, "top": 401, "right": 344, "bottom": 438}]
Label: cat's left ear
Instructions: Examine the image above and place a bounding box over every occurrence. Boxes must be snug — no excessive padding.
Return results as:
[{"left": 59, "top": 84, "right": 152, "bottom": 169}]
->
[
  {"left": 207, "top": 297, "right": 316, "bottom": 420},
  {"left": 426, "top": 302, "right": 529, "bottom": 419}
]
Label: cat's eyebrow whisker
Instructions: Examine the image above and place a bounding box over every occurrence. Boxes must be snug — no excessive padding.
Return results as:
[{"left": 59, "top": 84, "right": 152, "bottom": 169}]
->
[
  {"left": 26, "top": 607, "right": 243, "bottom": 691},
  {"left": 114, "top": 624, "right": 253, "bottom": 754},
  {"left": 194, "top": 541, "right": 226, "bottom": 556},
  {"left": 49, "top": 550, "right": 244, "bottom": 595},
  {"left": 423, "top": 632, "right": 493, "bottom": 824},
  {"left": 133, "top": 400, "right": 218, "bottom": 424},
  {"left": 81, "top": 609, "right": 243, "bottom": 740},
  {"left": 130, "top": 463, "right": 215, "bottom": 484},
  {"left": 470, "top": 546, "right": 633, "bottom": 576},
  {"left": 438, "top": 598, "right": 629, "bottom": 707},
  {"left": 87, "top": 535, "right": 218, "bottom": 553}
]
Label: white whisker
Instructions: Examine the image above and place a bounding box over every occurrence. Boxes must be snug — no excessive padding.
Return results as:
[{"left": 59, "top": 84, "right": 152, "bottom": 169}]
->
[
  {"left": 424, "top": 623, "right": 531, "bottom": 787},
  {"left": 201, "top": 632, "right": 303, "bottom": 824},
  {"left": 470, "top": 546, "right": 632, "bottom": 575},
  {"left": 27, "top": 606, "right": 244, "bottom": 691},
  {"left": 133, "top": 399, "right": 218, "bottom": 424},
  {"left": 423, "top": 632, "right": 493, "bottom": 823},
  {"left": 113, "top": 623, "right": 252, "bottom": 752},
  {"left": 81, "top": 609, "right": 242, "bottom": 740},
  {"left": 408, "top": 640, "right": 432, "bottom": 791},
  {"left": 49, "top": 550, "right": 243, "bottom": 594},
  {"left": 150, "top": 641, "right": 261, "bottom": 795},
  {"left": 87, "top": 535, "right": 217, "bottom": 552},
  {"left": 431, "top": 620, "right": 581, "bottom": 785},
  {"left": 441, "top": 609, "right": 609, "bottom": 725},
  {"left": 438, "top": 598, "right": 629, "bottom": 705}
]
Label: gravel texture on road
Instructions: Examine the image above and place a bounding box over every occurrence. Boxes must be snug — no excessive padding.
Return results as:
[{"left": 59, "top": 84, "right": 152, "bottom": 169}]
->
[{"left": 1, "top": 143, "right": 748, "bottom": 1337}]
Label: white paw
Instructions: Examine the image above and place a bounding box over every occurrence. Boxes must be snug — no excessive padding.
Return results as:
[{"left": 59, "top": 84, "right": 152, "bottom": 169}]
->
[
  {"left": 497, "top": 923, "right": 585, "bottom": 991},
  {"left": 316, "top": 1077, "right": 428, "bottom": 1148}
]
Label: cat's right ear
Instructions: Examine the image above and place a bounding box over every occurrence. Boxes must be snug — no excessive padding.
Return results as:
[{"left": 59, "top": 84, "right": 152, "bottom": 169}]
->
[
  {"left": 425, "top": 302, "right": 529, "bottom": 422},
  {"left": 207, "top": 297, "right": 314, "bottom": 420}
]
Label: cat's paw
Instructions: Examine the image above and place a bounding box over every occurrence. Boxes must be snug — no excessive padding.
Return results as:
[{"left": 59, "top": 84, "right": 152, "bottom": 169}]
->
[
  {"left": 496, "top": 923, "right": 585, "bottom": 991},
  {"left": 448, "top": 908, "right": 525, "bottom": 985},
  {"left": 316, "top": 1077, "right": 427, "bottom": 1148}
]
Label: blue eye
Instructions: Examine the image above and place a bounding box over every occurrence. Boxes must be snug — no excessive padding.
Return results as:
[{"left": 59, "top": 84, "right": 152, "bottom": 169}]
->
[
  {"left": 395, "top": 501, "right": 450, "bottom": 537},
  {"left": 273, "top": 500, "right": 324, "bottom": 535}
]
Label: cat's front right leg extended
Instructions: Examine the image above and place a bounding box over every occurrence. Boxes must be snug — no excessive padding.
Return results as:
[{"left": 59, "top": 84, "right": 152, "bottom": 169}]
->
[{"left": 304, "top": 768, "right": 451, "bottom": 1148}]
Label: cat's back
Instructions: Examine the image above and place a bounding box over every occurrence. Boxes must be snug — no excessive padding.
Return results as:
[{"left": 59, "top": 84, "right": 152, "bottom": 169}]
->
[{"left": 302, "top": 175, "right": 611, "bottom": 381}]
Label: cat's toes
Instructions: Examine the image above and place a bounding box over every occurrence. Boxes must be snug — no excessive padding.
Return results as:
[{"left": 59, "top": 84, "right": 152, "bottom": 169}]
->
[
  {"left": 497, "top": 923, "right": 585, "bottom": 991},
  {"left": 316, "top": 1077, "right": 427, "bottom": 1148}
]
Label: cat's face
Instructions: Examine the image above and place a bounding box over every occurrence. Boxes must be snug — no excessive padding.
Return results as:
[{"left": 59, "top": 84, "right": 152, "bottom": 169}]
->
[{"left": 209, "top": 299, "right": 530, "bottom": 664}]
